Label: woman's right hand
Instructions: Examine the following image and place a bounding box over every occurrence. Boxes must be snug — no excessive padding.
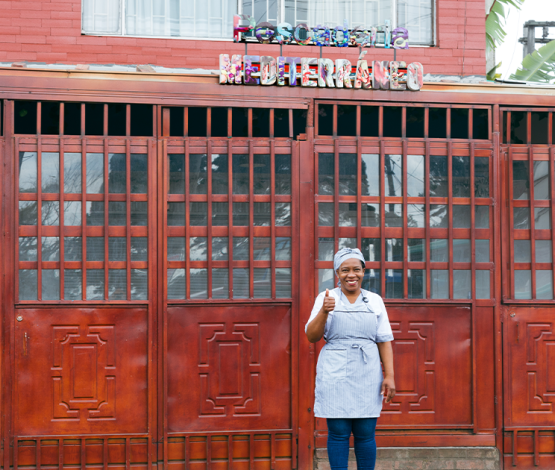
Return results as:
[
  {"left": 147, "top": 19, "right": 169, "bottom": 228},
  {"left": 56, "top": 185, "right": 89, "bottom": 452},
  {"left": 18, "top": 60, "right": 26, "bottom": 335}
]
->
[{"left": 322, "top": 289, "right": 335, "bottom": 314}]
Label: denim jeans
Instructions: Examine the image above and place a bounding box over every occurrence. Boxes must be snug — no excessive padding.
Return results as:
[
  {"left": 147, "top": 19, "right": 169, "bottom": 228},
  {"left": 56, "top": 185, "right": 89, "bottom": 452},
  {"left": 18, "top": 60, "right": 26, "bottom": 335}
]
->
[{"left": 327, "top": 418, "right": 378, "bottom": 470}]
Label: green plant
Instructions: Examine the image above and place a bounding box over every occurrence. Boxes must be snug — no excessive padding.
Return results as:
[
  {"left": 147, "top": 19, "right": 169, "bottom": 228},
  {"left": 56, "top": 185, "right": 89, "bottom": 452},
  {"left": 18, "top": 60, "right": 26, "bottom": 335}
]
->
[{"left": 510, "top": 39, "right": 555, "bottom": 82}]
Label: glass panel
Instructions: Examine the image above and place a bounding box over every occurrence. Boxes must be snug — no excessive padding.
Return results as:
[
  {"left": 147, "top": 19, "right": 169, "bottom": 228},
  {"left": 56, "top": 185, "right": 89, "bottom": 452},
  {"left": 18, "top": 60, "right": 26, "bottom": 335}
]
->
[
  {"left": 211, "top": 154, "right": 228, "bottom": 195},
  {"left": 42, "top": 152, "right": 60, "bottom": 193},
  {"left": 339, "top": 154, "right": 357, "bottom": 195},
  {"left": 385, "top": 239, "right": 403, "bottom": 262},
  {"left": 362, "top": 269, "right": 380, "bottom": 294},
  {"left": 361, "top": 154, "right": 380, "bottom": 196},
  {"left": 42, "top": 237, "right": 60, "bottom": 261},
  {"left": 475, "top": 206, "right": 490, "bottom": 228},
  {"left": 212, "top": 202, "right": 228, "bottom": 226},
  {"left": 430, "top": 155, "right": 448, "bottom": 197},
  {"left": 86, "top": 201, "right": 104, "bottom": 226},
  {"left": 431, "top": 270, "right": 448, "bottom": 299},
  {"left": 514, "top": 207, "right": 530, "bottom": 229},
  {"left": 453, "top": 205, "right": 471, "bottom": 228},
  {"left": 254, "top": 202, "right": 271, "bottom": 226},
  {"left": 276, "top": 236, "right": 291, "bottom": 260},
  {"left": 64, "top": 153, "right": 82, "bottom": 193},
  {"left": 475, "top": 157, "right": 489, "bottom": 197},
  {"left": 131, "top": 269, "right": 148, "bottom": 300},
  {"left": 167, "top": 237, "right": 185, "bottom": 261},
  {"left": 233, "top": 237, "right": 249, "bottom": 260},
  {"left": 535, "top": 207, "right": 551, "bottom": 229},
  {"left": 339, "top": 238, "right": 357, "bottom": 251},
  {"left": 276, "top": 268, "right": 291, "bottom": 298},
  {"left": 19, "top": 201, "right": 37, "bottom": 225},
  {"left": 430, "top": 204, "right": 447, "bottom": 228},
  {"left": 385, "top": 204, "right": 402, "bottom": 227},
  {"left": 108, "top": 237, "right": 126, "bottom": 261},
  {"left": 515, "top": 270, "right": 532, "bottom": 299},
  {"left": 190, "top": 237, "right": 207, "bottom": 261},
  {"left": 339, "top": 203, "right": 357, "bottom": 226},
  {"left": 64, "top": 269, "right": 82, "bottom": 300},
  {"left": 167, "top": 202, "right": 185, "bottom": 226},
  {"left": 475, "top": 239, "right": 490, "bottom": 263},
  {"left": 533, "top": 161, "right": 550, "bottom": 200},
  {"left": 131, "top": 237, "right": 148, "bottom": 261},
  {"left": 190, "top": 202, "right": 208, "bottom": 226},
  {"left": 108, "top": 153, "right": 126, "bottom": 193},
  {"left": 87, "top": 237, "right": 105, "bottom": 261},
  {"left": 64, "top": 237, "right": 82, "bottom": 261},
  {"left": 64, "top": 201, "right": 82, "bottom": 226},
  {"left": 384, "top": 154, "right": 402, "bottom": 197},
  {"left": 407, "top": 155, "right": 424, "bottom": 197},
  {"left": 408, "top": 239, "right": 425, "bottom": 262},
  {"left": 169, "top": 154, "right": 185, "bottom": 194},
  {"left": 253, "top": 154, "right": 271, "bottom": 195},
  {"left": 212, "top": 268, "right": 229, "bottom": 299},
  {"left": 233, "top": 268, "right": 249, "bottom": 298},
  {"left": 190, "top": 268, "right": 208, "bottom": 299},
  {"left": 318, "top": 153, "right": 334, "bottom": 195},
  {"left": 319, "top": 202, "right": 334, "bottom": 226},
  {"left": 131, "top": 201, "right": 147, "bottom": 226},
  {"left": 253, "top": 238, "right": 271, "bottom": 260},
  {"left": 275, "top": 202, "right": 291, "bottom": 226},
  {"left": 362, "top": 238, "right": 381, "bottom": 262},
  {"left": 190, "top": 154, "right": 208, "bottom": 194},
  {"left": 453, "top": 239, "right": 471, "bottom": 263},
  {"left": 86, "top": 153, "right": 104, "bottom": 194},
  {"left": 513, "top": 161, "right": 530, "bottom": 200},
  {"left": 453, "top": 270, "right": 471, "bottom": 299},
  {"left": 232, "top": 202, "right": 249, "bottom": 226},
  {"left": 19, "top": 237, "right": 37, "bottom": 261},
  {"left": 430, "top": 239, "right": 448, "bottom": 262},
  {"left": 42, "top": 201, "right": 60, "bottom": 225},
  {"left": 408, "top": 269, "right": 425, "bottom": 299},
  {"left": 167, "top": 268, "right": 185, "bottom": 299},
  {"left": 19, "top": 151, "right": 37, "bottom": 193},
  {"left": 319, "top": 238, "right": 334, "bottom": 261},
  {"left": 385, "top": 269, "right": 403, "bottom": 298},
  {"left": 42, "top": 269, "right": 60, "bottom": 300},
  {"left": 361, "top": 203, "right": 379, "bottom": 227},
  {"left": 131, "top": 154, "right": 148, "bottom": 193},
  {"left": 536, "top": 270, "right": 553, "bottom": 299},
  {"left": 232, "top": 154, "right": 249, "bottom": 194},
  {"left": 108, "top": 269, "right": 126, "bottom": 300},
  {"left": 535, "top": 240, "right": 552, "bottom": 263},
  {"left": 254, "top": 268, "right": 271, "bottom": 298},
  {"left": 212, "top": 237, "right": 229, "bottom": 260},
  {"left": 19, "top": 269, "right": 37, "bottom": 300},
  {"left": 318, "top": 269, "right": 335, "bottom": 292},
  {"left": 408, "top": 204, "right": 425, "bottom": 227},
  {"left": 514, "top": 240, "right": 531, "bottom": 263},
  {"left": 275, "top": 154, "right": 291, "bottom": 195},
  {"left": 452, "top": 156, "right": 470, "bottom": 197},
  {"left": 476, "top": 270, "right": 490, "bottom": 299},
  {"left": 86, "top": 269, "right": 105, "bottom": 300},
  {"left": 108, "top": 201, "right": 126, "bottom": 226}
]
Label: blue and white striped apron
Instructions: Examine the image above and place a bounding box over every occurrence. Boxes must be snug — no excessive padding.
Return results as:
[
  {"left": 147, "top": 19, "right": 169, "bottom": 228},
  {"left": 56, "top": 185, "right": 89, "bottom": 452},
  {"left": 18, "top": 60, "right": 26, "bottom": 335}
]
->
[{"left": 314, "top": 290, "right": 384, "bottom": 418}]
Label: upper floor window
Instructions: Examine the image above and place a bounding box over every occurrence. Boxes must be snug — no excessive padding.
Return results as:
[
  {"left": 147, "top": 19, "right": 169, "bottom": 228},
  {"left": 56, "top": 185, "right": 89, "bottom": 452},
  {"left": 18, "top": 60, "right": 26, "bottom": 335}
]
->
[{"left": 82, "top": 0, "right": 434, "bottom": 46}]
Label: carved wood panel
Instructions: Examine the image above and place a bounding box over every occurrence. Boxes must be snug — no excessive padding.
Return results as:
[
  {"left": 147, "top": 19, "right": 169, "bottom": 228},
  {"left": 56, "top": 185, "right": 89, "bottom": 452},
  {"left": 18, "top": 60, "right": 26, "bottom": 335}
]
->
[
  {"left": 15, "top": 308, "right": 148, "bottom": 435},
  {"left": 167, "top": 304, "right": 291, "bottom": 432}
]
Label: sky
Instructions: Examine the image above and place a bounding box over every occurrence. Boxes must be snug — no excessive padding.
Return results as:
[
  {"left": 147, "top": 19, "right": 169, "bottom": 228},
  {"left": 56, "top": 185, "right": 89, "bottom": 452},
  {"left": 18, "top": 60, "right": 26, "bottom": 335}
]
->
[{"left": 497, "top": 0, "right": 555, "bottom": 79}]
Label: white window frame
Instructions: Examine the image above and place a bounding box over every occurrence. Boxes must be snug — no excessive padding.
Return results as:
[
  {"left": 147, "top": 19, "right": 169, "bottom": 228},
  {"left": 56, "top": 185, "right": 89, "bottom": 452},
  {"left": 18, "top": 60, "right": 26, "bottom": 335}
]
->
[{"left": 81, "top": 0, "right": 435, "bottom": 46}]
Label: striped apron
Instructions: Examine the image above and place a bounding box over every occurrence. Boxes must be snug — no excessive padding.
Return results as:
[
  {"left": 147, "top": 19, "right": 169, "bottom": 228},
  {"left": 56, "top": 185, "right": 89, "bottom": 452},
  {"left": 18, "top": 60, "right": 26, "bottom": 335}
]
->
[{"left": 314, "top": 291, "right": 384, "bottom": 418}]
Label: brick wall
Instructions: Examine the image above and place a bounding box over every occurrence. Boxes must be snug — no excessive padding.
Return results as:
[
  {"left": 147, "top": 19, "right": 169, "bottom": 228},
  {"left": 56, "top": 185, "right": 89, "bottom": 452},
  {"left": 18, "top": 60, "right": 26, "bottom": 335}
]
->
[{"left": 0, "top": 0, "right": 486, "bottom": 76}]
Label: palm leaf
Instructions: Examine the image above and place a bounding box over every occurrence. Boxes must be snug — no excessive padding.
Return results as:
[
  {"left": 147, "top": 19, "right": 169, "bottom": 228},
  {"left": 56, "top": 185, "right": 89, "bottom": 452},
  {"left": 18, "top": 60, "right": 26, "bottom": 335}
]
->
[
  {"left": 486, "top": 0, "right": 525, "bottom": 49},
  {"left": 487, "top": 61, "right": 503, "bottom": 81},
  {"left": 510, "top": 39, "right": 555, "bottom": 82}
]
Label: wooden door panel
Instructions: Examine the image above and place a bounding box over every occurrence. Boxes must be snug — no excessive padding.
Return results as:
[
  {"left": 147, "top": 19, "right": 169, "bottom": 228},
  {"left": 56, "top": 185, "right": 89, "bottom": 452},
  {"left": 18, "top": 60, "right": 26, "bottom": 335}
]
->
[
  {"left": 167, "top": 304, "right": 291, "bottom": 432},
  {"left": 15, "top": 308, "right": 148, "bottom": 435}
]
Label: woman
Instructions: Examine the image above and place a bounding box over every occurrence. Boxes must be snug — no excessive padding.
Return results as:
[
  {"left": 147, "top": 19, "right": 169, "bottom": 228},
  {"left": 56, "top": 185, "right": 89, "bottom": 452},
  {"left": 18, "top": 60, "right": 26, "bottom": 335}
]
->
[{"left": 305, "top": 248, "right": 396, "bottom": 470}]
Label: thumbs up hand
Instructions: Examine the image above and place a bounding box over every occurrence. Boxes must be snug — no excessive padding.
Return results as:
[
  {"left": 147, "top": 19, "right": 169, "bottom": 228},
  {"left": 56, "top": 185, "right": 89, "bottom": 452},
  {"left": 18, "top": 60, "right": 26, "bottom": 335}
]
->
[{"left": 323, "top": 288, "right": 336, "bottom": 314}]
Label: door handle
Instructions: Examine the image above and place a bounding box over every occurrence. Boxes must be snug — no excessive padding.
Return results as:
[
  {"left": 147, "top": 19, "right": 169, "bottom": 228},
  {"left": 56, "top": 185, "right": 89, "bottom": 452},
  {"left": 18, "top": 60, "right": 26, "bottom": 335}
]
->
[
  {"left": 515, "top": 322, "right": 519, "bottom": 343},
  {"left": 23, "top": 332, "right": 28, "bottom": 356}
]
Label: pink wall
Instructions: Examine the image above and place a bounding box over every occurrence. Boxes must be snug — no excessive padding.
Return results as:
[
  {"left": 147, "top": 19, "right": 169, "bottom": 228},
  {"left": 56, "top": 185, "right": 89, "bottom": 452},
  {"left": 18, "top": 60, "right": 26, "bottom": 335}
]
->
[{"left": 0, "top": 0, "right": 486, "bottom": 76}]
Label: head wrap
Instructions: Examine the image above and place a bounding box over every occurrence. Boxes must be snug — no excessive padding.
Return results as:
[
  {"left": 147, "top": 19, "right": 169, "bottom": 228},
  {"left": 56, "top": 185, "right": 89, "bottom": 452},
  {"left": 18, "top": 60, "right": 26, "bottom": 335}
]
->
[{"left": 334, "top": 247, "right": 366, "bottom": 273}]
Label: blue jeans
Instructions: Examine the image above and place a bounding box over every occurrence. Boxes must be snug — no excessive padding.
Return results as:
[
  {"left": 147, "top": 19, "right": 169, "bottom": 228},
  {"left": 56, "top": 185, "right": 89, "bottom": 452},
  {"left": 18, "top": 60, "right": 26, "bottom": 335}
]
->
[{"left": 327, "top": 418, "right": 378, "bottom": 470}]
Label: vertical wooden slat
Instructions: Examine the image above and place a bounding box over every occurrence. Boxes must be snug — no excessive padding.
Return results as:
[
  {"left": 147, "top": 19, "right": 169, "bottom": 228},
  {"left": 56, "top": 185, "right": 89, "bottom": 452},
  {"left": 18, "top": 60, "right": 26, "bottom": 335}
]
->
[
  {"left": 207, "top": 141, "right": 213, "bottom": 298},
  {"left": 551, "top": 147, "right": 555, "bottom": 298},
  {"left": 356, "top": 105, "right": 361, "bottom": 138},
  {"left": 512, "top": 430, "right": 518, "bottom": 467},
  {"left": 401, "top": 106, "right": 407, "bottom": 139},
  {"left": 185, "top": 140, "right": 190, "bottom": 299},
  {"left": 80, "top": 439, "right": 86, "bottom": 470},
  {"left": 468, "top": 108, "right": 473, "bottom": 140},
  {"left": 207, "top": 107, "right": 212, "bottom": 138},
  {"left": 103, "top": 139, "right": 109, "bottom": 300},
  {"left": 270, "top": 141, "right": 276, "bottom": 299},
  {"left": 534, "top": 429, "right": 540, "bottom": 466},
  {"left": 37, "top": 102, "right": 42, "bottom": 136},
  {"left": 447, "top": 141, "right": 453, "bottom": 299},
  {"left": 207, "top": 436, "right": 212, "bottom": 469},
  {"left": 378, "top": 106, "right": 384, "bottom": 138},
  {"left": 333, "top": 140, "right": 340, "bottom": 285},
  {"left": 271, "top": 433, "right": 276, "bottom": 470},
  {"left": 125, "top": 438, "right": 131, "bottom": 470},
  {"left": 37, "top": 136, "right": 43, "bottom": 300},
  {"left": 185, "top": 436, "right": 190, "bottom": 470},
  {"left": 332, "top": 104, "right": 338, "bottom": 138},
  {"left": 528, "top": 146, "right": 536, "bottom": 299},
  {"left": 36, "top": 439, "right": 41, "bottom": 470},
  {"left": 59, "top": 140, "right": 65, "bottom": 299},
  {"left": 470, "top": 143, "right": 476, "bottom": 300},
  {"left": 289, "top": 108, "right": 293, "bottom": 138},
  {"left": 82, "top": 139, "right": 87, "bottom": 298},
  {"left": 402, "top": 140, "right": 408, "bottom": 299},
  {"left": 14, "top": 137, "right": 20, "bottom": 299},
  {"left": 446, "top": 108, "right": 451, "bottom": 139},
  {"left": 507, "top": 111, "right": 512, "bottom": 144},
  {"left": 161, "top": 108, "right": 170, "bottom": 137},
  {"left": 126, "top": 104, "right": 131, "bottom": 137},
  {"left": 249, "top": 140, "right": 254, "bottom": 298},
  {"left": 227, "top": 435, "right": 233, "bottom": 470},
  {"left": 356, "top": 137, "right": 362, "bottom": 251},
  {"left": 227, "top": 107, "right": 232, "bottom": 138},
  {"left": 184, "top": 107, "right": 188, "bottom": 137},
  {"left": 425, "top": 141, "right": 431, "bottom": 299},
  {"left": 249, "top": 434, "right": 255, "bottom": 470},
  {"left": 103, "top": 438, "right": 108, "bottom": 470},
  {"left": 380, "top": 140, "right": 386, "bottom": 297},
  {"left": 509, "top": 148, "right": 515, "bottom": 299},
  {"left": 228, "top": 140, "right": 234, "bottom": 298},
  {"left": 126, "top": 139, "right": 131, "bottom": 300},
  {"left": 549, "top": 111, "right": 553, "bottom": 146},
  {"left": 527, "top": 111, "right": 532, "bottom": 145},
  {"left": 424, "top": 107, "right": 429, "bottom": 140},
  {"left": 13, "top": 439, "right": 18, "bottom": 470},
  {"left": 248, "top": 108, "right": 253, "bottom": 138},
  {"left": 58, "top": 439, "right": 63, "bottom": 470},
  {"left": 59, "top": 103, "right": 65, "bottom": 136},
  {"left": 270, "top": 108, "right": 275, "bottom": 138},
  {"left": 103, "top": 104, "right": 108, "bottom": 137}
]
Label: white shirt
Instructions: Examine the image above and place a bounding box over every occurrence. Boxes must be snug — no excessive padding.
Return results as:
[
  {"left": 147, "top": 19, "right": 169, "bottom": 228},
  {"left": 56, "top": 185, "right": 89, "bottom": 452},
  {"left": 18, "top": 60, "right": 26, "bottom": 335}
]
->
[{"left": 305, "top": 288, "right": 394, "bottom": 342}]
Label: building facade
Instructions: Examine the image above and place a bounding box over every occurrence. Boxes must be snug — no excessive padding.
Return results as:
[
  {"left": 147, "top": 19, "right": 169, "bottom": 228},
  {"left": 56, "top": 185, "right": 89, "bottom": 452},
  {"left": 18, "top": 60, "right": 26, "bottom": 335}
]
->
[{"left": 0, "top": 1, "right": 554, "bottom": 470}]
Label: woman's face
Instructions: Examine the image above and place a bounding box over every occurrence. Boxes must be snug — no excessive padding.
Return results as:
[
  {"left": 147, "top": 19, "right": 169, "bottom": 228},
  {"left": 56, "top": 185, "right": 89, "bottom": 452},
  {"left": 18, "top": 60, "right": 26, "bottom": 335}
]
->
[{"left": 337, "top": 258, "right": 365, "bottom": 292}]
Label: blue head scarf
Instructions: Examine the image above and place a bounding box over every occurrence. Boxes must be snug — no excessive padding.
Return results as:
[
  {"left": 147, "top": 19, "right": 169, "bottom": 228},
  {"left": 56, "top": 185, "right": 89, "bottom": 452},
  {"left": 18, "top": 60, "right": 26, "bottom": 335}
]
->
[{"left": 334, "top": 248, "right": 366, "bottom": 273}]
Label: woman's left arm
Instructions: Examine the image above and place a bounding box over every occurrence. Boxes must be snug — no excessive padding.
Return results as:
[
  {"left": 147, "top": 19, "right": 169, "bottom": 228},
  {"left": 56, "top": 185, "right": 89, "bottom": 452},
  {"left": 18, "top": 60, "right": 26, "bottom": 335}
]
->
[{"left": 377, "top": 341, "right": 396, "bottom": 403}]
